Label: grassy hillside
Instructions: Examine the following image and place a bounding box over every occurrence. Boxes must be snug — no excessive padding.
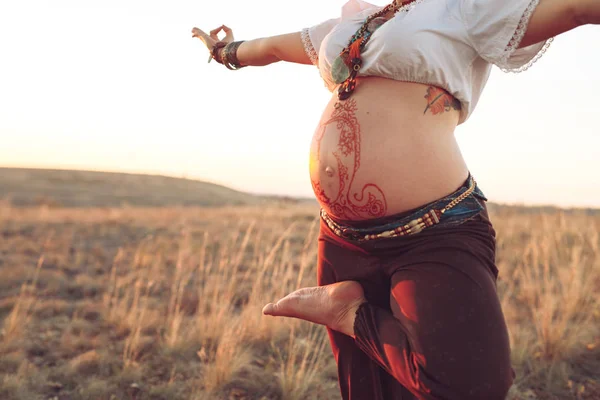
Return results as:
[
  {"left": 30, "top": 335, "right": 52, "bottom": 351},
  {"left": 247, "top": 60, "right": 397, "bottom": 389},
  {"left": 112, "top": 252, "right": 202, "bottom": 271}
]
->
[{"left": 0, "top": 168, "right": 270, "bottom": 208}]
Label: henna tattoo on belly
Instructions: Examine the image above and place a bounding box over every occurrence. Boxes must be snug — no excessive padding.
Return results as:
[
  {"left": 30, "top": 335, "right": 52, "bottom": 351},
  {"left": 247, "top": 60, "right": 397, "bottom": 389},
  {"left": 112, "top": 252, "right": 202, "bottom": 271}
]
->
[
  {"left": 423, "top": 86, "right": 462, "bottom": 115},
  {"left": 310, "top": 99, "right": 388, "bottom": 220}
]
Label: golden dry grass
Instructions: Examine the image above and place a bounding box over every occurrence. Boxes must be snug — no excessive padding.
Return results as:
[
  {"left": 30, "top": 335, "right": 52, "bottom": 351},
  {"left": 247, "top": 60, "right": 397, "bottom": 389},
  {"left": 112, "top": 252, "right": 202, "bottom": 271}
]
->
[{"left": 0, "top": 202, "right": 598, "bottom": 400}]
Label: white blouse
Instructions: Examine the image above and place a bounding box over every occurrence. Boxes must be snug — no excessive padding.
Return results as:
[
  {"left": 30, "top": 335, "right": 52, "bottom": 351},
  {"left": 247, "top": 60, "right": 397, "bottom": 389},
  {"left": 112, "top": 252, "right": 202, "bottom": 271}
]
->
[{"left": 301, "top": 0, "right": 553, "bottom": 124}]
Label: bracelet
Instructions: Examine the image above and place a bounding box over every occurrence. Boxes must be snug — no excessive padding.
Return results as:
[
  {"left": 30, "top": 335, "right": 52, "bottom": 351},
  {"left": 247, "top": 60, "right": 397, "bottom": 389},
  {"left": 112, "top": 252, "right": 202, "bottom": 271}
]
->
[
  {"left": 210, "top": 41, "right": 227, "bottom": 64},
  {"left": 222, "top": 41, "right": 247, "bottom": 70}
]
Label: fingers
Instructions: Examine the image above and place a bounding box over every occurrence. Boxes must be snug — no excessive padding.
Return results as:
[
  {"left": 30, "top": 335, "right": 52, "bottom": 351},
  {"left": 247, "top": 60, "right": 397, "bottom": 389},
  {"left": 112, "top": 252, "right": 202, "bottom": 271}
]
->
[
  {"left": 191, "top": 27, "right": 207, "bottom": 39},
  {"left": 222, "top": 25, "right": 234, "bottom": 42},
  {"left": 209, "top": 25, "right": 223, "bottom": 40},
  {"left": 202, "top": 24, "right": 234, "bottom": 42},
  {"left": 191, "top": 24, "right": 234, "bottom": 45}
]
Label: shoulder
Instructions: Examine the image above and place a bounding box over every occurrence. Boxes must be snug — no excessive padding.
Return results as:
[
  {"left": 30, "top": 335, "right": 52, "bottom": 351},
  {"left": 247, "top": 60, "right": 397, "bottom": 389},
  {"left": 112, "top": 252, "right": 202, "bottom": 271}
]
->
[{"left": 341, "top": 0, "right": 383, "bottom": 19}]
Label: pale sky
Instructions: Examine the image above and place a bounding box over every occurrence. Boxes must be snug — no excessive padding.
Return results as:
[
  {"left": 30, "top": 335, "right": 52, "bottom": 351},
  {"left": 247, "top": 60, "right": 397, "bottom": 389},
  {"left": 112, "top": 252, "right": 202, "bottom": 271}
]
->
[{"left": 0, "top": 0, "right": 599, "bottom": 208}]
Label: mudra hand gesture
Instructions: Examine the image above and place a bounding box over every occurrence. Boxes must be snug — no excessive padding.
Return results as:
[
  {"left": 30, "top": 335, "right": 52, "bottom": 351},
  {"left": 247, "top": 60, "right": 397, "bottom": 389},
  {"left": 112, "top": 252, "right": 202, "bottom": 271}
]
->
[{"left": 191, "top": 25, "right": 234, "bottom": 62}]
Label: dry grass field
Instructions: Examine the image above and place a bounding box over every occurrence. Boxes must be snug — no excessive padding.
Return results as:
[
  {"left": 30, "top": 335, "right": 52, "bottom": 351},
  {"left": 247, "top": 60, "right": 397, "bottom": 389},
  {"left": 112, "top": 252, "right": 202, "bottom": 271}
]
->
[{"left": 0, "top": 200, "right": 599, "bottom": 400}]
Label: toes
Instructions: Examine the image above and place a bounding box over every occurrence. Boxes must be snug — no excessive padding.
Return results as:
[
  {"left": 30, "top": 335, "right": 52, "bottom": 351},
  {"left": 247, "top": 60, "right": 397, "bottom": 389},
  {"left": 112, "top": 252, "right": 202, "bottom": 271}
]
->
[
  {"left": 262, "top": 288, "right": 310, "bottom": 317},
  {"left": 262, "top": 296, "right": 297, "bottom": 318},
  {"left": 262, "top": 287, "right": 328, "bottom": 321},
  {"left": 262, "top": 290, "right": 308, "bottom": 318},
  {"left": 262, "top": 303, "right": 276, "bottom": 315}
]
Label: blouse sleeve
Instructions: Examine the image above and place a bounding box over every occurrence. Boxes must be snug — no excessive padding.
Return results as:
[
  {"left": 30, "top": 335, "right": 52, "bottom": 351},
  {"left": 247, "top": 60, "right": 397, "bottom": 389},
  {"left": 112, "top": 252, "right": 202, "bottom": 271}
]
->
[
  {"left": 300, "top": 18, "right": 340, "bottom": 66},
  {"left": 461, "top": 0, "right": 553, "bottom": 72}
]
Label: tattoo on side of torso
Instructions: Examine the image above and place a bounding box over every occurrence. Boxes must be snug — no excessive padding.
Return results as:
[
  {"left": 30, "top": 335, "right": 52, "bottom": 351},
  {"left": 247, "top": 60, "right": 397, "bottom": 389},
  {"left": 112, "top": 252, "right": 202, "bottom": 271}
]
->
[
  {"left": 423, "top": 86, "right": 461, "bottom": 115},
  {"left": 310, "top": 99, "right": 388, "bottom": 220}
]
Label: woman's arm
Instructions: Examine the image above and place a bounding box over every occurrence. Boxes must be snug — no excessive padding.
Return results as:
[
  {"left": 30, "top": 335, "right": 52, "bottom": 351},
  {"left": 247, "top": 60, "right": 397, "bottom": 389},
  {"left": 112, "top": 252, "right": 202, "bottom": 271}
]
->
[
  {"left": 575, "top": 0, "right": 600, "bottom": 24},
  {"left": 518, "top": 0, "right": 592, "bottom": 49},
  {"left": 193, "top": 25, "right": 312, "bottom": 67},
  {"left": 236, "top": 32, "right": 313, "bottom": 66}
]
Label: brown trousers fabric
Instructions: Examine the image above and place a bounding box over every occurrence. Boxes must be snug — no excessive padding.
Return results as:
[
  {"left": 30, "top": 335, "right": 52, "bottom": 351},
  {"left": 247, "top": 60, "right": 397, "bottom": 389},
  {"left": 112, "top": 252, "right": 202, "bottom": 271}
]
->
[{"left": 317, "top": 204, "right": 514, "bottom": 400}]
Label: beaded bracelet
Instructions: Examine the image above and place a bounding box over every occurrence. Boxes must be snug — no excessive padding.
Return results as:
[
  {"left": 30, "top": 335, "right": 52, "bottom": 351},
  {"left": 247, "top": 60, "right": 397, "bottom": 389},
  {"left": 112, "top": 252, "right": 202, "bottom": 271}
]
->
[
  {"left": 209, "top": 41, "right": 227, "bottom": 64},
  {"left": 222, "top": 41, "right": 247, "bottom": 70},
  {"left": 208, "top": 40, "right": 246, "bottom": 69}
]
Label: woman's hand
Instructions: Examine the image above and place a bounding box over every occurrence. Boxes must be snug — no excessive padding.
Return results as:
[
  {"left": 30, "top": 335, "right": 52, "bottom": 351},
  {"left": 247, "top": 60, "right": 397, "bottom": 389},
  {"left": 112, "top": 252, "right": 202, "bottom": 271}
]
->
[{"left": 191, "top": 25, "right": 235, "bottom": 62}]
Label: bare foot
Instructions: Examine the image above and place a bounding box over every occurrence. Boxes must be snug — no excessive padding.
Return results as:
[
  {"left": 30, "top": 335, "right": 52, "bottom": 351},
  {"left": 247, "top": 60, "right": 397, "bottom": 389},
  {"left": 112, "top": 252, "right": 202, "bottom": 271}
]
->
[{"left": 262, "top": 281, "right": 366, "bottom": 338}]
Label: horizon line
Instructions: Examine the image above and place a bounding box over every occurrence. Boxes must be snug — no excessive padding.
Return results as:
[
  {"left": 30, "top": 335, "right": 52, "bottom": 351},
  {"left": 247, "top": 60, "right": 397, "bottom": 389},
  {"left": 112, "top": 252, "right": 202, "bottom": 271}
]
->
[{"left": 0, "top": 164, "right": 598, "bottom": 211}]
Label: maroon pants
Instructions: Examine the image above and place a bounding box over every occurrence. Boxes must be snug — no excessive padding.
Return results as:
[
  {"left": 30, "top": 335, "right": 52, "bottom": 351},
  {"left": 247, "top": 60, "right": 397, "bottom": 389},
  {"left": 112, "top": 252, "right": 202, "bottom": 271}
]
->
[{"left": 317, "top": 205, "right": 514, "bottom": 400}]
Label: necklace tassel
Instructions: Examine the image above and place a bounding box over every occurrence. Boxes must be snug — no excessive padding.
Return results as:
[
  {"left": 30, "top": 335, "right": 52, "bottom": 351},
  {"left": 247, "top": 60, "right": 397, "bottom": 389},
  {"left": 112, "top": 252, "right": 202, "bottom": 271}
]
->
[{"left": 348, "top": 37, "right": 364, "bottom": 63}]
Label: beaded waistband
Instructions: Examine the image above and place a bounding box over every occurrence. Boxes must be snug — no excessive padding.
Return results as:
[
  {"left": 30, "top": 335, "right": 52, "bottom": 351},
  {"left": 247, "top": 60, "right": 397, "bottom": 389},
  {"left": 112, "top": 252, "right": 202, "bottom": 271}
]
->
[{"left": 320, "top": 175, "right": 477, "bottom": 242}]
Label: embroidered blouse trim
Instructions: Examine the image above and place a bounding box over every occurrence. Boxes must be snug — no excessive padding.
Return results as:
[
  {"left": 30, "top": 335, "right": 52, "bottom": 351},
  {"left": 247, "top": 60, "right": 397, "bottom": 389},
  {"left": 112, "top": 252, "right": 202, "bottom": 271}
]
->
[
  {"left": 301, "top": 28, "right": 319, "bottom": 65},
  {"left": 500, "top": 0, "right": 554, "bottom": 73}
]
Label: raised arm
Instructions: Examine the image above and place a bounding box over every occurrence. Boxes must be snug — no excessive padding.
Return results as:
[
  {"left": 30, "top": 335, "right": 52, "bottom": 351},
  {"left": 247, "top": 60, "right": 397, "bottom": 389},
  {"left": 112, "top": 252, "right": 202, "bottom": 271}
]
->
[
  {"left": 518, "top": 0, "right": 594, "bottom": 49},
  {"left": 238, "top": 32, "right": 313, "bottom": 66},
  {"left": 575, "top": 0, "right": 600, "bottom": 24},
  {"left": 192, "top": 25, "right": 312, "bottom": 67}
]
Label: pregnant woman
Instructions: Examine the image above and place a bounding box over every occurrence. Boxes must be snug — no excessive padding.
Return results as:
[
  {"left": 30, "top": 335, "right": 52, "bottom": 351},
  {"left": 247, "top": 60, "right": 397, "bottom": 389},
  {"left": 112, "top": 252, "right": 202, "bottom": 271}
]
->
[{"left": 192, "top": 1, "right": 597, "bottom": 399}]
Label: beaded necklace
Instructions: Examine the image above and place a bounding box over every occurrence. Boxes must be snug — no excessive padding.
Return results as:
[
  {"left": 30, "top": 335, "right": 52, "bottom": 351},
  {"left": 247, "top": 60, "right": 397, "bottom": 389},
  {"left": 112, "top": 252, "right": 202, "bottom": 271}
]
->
[{"left": 335, "top": 0, "right": 418, "bottom": 101}]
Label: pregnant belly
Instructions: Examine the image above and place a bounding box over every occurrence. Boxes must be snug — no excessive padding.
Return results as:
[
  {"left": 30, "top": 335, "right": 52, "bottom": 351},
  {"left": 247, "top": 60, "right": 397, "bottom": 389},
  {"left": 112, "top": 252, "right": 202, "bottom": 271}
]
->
[{"left": 309, "top": 77, "right": 470, "bottom": 222}]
